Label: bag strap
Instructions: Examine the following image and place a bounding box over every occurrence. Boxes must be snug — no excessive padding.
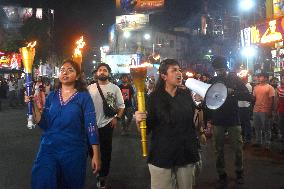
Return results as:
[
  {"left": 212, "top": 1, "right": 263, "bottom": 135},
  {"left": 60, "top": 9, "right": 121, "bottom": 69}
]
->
[{"left": 96, "top": 82, "right": 108, "bottom": 106}]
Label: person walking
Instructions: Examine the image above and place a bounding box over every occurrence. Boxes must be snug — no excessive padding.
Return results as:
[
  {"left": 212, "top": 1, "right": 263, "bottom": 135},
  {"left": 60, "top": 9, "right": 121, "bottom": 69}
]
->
[
  {"left": 88, "top": 63, "right": 125, "bottom": 189},
  {"left": 8, "top": 77, "right": 17, "bottom": 107},
  {"left": 208, "top": 57, "right": 250, "bottom": 188},
  {"left": 119, "top": 74, "right": 135, "bottom": 135},
  {"left": 238, "top": 75, "right": 253, "bottom": 144},
  {"left": 26, "top": 59, "right": 101, "bottom": 189},
  {"left": 135, "top": 59, "right": 200, "bottom": 189}
]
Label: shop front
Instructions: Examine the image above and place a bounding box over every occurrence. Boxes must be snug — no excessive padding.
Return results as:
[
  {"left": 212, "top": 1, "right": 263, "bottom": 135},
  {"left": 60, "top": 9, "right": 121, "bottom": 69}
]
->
[{"left": 0, "top": 51, "right": 23, "bottom": 79}]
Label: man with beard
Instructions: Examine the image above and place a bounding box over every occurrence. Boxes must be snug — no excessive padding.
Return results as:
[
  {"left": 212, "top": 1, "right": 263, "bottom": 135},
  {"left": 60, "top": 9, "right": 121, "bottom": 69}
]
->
[{"left": 88, "top": 63, "right": 125, "bottom": 189}]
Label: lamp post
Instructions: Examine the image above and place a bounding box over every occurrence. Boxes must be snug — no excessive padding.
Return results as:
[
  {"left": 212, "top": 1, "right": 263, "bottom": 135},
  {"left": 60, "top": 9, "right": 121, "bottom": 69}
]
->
[{"left": 239, "top": 0, "right": 256, "bottom": 29}]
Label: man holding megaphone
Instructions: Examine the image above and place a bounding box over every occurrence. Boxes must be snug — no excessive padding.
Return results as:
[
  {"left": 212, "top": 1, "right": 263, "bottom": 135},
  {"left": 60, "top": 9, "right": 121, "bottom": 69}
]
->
[{"left": 207, "top": 57, "right": 251, "bottom": 189}]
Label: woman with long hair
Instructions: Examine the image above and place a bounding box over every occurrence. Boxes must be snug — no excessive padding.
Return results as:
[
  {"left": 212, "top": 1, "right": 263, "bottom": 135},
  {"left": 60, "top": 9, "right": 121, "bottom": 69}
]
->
[
  {"left": 26, "top": 59, "right": 101, "bottom": 189},
  {"left": 135, "top": 59, "right": 200, "bottom": 189}
]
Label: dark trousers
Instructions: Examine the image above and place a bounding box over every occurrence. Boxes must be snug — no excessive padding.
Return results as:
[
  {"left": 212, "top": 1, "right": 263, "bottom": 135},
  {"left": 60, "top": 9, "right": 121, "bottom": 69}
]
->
[
  {"left": 239, "top": 107, "right": 252, "bottom": 142},
  {"left": 98, "top": 123, "right": 113, "bottom": 178},
  {"left": 121, "top": 107, "right": 133, "bottom": 131}
]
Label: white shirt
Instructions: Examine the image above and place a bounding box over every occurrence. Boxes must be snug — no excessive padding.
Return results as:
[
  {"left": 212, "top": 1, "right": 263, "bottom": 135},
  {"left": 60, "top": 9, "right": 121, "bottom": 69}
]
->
[
  {"left": 8, "top": 81, "right": 16, "bottom": 91},
  {"left": 238, "top": 83, "right": 252, "bottom": 108},
  {"left": 88, "top": 82, "right": 125, "bottom": 128}
]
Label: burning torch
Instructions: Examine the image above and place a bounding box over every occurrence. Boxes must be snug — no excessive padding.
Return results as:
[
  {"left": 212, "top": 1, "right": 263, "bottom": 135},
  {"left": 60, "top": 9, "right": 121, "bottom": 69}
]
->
[
  {"left": 72, "top": 36, "right": 85, "bottom": 70},
  {"left": 130, "top": 62, "right": 152, "bottom": 157},
  {"left": 20, "top": 41, "right": 37, "bottom": 129}
]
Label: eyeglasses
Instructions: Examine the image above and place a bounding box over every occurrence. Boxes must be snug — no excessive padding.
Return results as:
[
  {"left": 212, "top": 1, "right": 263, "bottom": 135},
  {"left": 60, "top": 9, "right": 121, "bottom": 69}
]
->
[{"left": 60, "top": 68, "right": 75, "bottom": 73}]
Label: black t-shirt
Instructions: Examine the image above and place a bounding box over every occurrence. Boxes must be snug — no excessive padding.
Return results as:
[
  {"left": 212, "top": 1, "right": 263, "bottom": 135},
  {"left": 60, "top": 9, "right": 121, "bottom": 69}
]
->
[{"left": 119, "top": 83, "right": 134, "bottom": 108}]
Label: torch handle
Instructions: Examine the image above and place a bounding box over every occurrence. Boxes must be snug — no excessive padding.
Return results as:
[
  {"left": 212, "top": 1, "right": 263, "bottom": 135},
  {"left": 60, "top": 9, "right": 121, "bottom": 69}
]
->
[
  {"left": 139, "top": 121, "right": 148, "bottom": 157},
  {"left": 25, "top": 73, "right": 33, "bottom": 116},
  {"left": 136, "top": 91, "right": 148, "bottom": 157}
]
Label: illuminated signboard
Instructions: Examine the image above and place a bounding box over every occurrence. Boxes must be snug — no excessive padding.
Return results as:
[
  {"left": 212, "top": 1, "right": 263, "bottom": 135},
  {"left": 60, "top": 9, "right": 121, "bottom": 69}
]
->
[
  {"left": 105, "top": 54, "right": 140, "bottom": 73},
  {"left": 247, "top": 17, "right": 284, "bottom": 45},
  {"left": 0, "top": 52, "right": 21, "bottom": 69},
  {"left": 1, "top": 6, "right": 54, "bottom": 23},
  {"left": 273, "top": 0, "right": 284, "bottom": 18},
  {"left": 116, "top": 0, "right": 164, "bottom": 13},
  {"left": 116, "top": 14, "right": 149, "bottom": 31}
]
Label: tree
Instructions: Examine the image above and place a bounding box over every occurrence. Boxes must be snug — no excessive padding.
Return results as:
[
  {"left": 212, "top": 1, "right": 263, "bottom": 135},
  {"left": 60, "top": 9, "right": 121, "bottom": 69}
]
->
[
  {"left": 20, "top": 16, "right": 52, "bottom": 66},
  {"left": 0, "top": 32, "right": 24, "bottom": 52}
]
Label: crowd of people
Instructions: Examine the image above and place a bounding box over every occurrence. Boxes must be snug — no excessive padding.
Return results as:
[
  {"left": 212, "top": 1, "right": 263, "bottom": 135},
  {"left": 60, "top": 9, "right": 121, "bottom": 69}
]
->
[
  {"left": 0, "top": 76, "right": 53, "bottom": 111},
  {"left": 0, "top": 56, "right": 282, "bottom": 189}
]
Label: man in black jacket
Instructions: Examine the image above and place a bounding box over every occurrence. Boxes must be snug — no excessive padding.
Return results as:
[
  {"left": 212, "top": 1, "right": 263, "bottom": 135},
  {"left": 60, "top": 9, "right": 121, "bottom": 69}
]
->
[{"left": 209, "top": 57, "right": 250, "bottom": 189}]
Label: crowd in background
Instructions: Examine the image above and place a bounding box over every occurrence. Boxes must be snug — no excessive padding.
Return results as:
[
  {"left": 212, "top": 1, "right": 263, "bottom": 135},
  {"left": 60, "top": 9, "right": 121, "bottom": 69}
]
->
[{"left": 1, "top": 69, "right": 283, "bottom": 152}]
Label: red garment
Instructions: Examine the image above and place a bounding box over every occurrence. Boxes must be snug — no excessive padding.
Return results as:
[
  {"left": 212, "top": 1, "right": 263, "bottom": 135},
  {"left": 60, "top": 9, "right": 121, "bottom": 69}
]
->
[{"left": 277, "top": 86, "right": 284, "bottom": 113}]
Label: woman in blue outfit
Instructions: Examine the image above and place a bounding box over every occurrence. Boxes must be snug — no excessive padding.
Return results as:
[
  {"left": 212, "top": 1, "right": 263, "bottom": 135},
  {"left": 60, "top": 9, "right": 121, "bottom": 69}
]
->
[{"left": 26, "top": 59, "right": 101, "bottom": 189}]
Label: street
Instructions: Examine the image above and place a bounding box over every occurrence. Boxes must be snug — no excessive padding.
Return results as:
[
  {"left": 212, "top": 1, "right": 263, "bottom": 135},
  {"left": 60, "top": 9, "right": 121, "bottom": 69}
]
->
[{"left": 1, "top": 100, "right": 284, "bottom": 189}]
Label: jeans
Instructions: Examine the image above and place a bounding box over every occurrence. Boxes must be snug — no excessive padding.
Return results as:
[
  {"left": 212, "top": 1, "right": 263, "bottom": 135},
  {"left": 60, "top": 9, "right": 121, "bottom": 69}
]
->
[
  {"left": 253, "top": 112, "right": 271, "bottom": 147},
  {"left": 213, "top": 125, "right": 243, "bottom": 176}
]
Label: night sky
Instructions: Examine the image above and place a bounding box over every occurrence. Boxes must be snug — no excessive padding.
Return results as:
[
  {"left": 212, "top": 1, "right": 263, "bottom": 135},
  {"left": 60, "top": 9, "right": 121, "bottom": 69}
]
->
[
  {"left": 1, "top": 0, "right": 232, "bottom": 59},
  {"left": 1, "top": 0, "right": 232, "bottom": 47},
  {"left": 10, "top": 0, "right": 205, "bottom": 50}
]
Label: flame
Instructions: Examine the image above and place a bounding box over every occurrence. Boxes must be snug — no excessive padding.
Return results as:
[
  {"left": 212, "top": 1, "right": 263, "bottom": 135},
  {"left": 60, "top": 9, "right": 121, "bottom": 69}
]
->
[
  {"left": 153, "top": 54, "right": 160, "bottom": 61},
  {"left": 186, "top": 72, "right": 194, "bottom": 77},
  {"left": 27, "top": 41, "right": 37, "bottom": 48},
  {"left": 74, "top": 36, "right": 85, "bottom": 56}
]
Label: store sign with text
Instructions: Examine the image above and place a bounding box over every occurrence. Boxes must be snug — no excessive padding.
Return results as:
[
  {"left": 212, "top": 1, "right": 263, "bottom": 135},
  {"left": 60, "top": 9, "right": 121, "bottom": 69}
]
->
[{"left": 0, "top": 52, "right": 22, "bottom": 69}]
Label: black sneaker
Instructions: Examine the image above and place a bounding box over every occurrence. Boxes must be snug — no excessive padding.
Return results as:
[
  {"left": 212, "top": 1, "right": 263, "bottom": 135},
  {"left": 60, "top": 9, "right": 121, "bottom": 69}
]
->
[
  {"left": 236, "top": 171, "right": 244, "bottom": 185},
  {"left": 96, "top": 177, "right": 106, "bottom": 189},
  {"left": 216, "top": 173, "right": 227, "bottom": 189}
]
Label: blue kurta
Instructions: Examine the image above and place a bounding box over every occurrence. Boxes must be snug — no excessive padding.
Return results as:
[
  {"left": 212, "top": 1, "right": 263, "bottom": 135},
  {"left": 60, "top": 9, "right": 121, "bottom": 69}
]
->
[{"left": 31, "top": 89, "right": 99, "bottom": 189}]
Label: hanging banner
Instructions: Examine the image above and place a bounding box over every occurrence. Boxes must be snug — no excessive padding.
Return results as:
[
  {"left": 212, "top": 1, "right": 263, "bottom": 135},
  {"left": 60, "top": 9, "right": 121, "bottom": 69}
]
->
[
  {"left": 273, "top": 0, "right": 284, "bottom": 18},
  {"left": 116, "top": 14, "right": 149, "bottom": 31},
  {"left": 116, "top": 0, "right": 164, "bottom": 14},
  {"left": 247, "top": 16, "right": 284, "bottom": 44}
]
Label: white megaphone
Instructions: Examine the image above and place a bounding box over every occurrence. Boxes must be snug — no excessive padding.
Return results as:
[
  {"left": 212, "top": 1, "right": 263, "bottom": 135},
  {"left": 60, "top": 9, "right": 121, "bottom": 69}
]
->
[{"left": 185, "top": 78, "right": 227, "bottom": 110}]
